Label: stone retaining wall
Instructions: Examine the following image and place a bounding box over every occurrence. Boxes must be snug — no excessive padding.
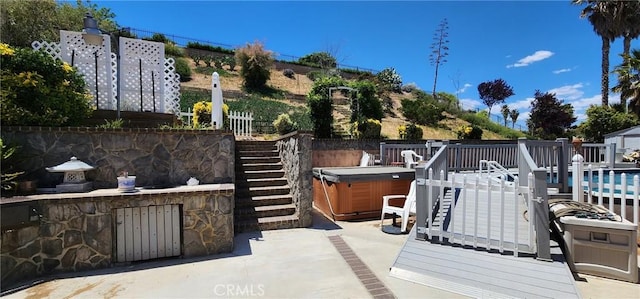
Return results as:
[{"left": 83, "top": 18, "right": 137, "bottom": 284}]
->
[
  {"left": 276, "top": 132, "right": 313, "bottom": 227},
  {"left": 0, "top": 127, "right": 235, "bottom": 189},
  {"left": 0, "top": 185, "right": 234, "bottom": 290}
]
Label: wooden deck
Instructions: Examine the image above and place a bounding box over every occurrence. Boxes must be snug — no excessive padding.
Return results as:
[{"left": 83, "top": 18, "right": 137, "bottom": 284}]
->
[
  {"left": 390, "top": 188, "right": 582, "bottom": 298},
  {"left": 390, "top": 228, "right": 580, "bottom": 298}
]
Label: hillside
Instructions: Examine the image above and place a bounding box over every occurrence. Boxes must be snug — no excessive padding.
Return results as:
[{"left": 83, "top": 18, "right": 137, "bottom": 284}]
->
[{"left": 180, "top": 59, "right": 505, "bottom": 140}]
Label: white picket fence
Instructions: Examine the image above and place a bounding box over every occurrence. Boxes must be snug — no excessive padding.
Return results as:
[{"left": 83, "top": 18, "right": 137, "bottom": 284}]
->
[
  {"left": 228, "top": 111, "right": 253, "bottom": 137},
  {"left": 420, "top": 169, "right": 537, "bottom": 256}
]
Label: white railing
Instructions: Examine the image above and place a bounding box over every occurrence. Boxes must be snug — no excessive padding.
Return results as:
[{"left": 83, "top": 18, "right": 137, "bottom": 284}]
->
[
  {"left": 575, "top": 164, "right": 640, "bottom": 225},
  {"left": 180, "top": 108, "right": 193, "bottom": 125},
  {"left": 229, "top": 110, "right": 253, "bottom": 137},
  {"left": 479, "top": 160, "right": 517, "bottom": 183},
  {"left": 420, "top": 169, "right": 536, "bottom": 256}
]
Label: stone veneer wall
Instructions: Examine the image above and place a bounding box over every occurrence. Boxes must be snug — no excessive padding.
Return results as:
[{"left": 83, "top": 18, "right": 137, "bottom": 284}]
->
[
  {"left": 275, "top": 132, "right": 313, "bottom": 227},
  {"left": 312, "top": 139, "right": 382, "bottom": 167},
  {"left": 0, "top": 127, "right": 235, "bottom": 189},
  {"left": 0, "top": 185, "right": 234, "bottom": 290}
]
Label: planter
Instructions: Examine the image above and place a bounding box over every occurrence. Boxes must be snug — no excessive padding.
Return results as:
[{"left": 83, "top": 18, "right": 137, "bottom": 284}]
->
[{"left": 117, "top": 176, "right": 136, "bottom": 192}]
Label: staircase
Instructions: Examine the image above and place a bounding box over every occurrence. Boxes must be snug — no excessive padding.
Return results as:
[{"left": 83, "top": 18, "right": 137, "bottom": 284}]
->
[{"left": 234, "top": 140, "right": 300, "bottom": 233}]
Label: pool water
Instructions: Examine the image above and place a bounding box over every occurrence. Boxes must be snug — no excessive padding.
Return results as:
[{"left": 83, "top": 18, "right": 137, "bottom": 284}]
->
[{"left": 567, "top": 170, "right": 640, "bottom": 195}]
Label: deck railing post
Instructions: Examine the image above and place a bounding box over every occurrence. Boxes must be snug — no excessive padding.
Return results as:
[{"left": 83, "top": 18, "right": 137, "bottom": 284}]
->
[
  {"left": 572, "top": 154, "right": 584, "bottom": 202},
  {"left": 607, "top": 143, "right": 616, "bottom": 167},
  {"left": 557, "top": 138, "right": 569, "bottom": 193},
  {"left": 532, "top": 169, "right": 551, "bottom": 261}
]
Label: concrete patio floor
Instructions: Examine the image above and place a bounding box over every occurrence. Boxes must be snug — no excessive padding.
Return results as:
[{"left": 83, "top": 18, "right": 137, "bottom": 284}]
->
[{"left": 2, "top": 210, "right": 639, "bottom": 298}]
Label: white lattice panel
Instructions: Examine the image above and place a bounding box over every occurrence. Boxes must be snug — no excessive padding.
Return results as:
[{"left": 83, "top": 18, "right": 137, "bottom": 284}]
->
[
  {"left": 32, "top": 33, "right": 180, "bottom": 116},
  {"left": 164, "top": 57, "right": 181, "bottom": 115},
  {"left": 31, "top": 41, "right": 62, "bottom": 60},
  {"left": 59, "top": 30, "right": 115, "bottom": 110},
  {"left": 119, "top": 37, "right": 165, "bottom": 113}
]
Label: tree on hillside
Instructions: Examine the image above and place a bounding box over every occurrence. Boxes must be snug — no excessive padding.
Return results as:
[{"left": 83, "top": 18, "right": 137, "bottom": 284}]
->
[
  {"left": 612, "top": 49, "right": 640, "bottom": 115},
  {"left": 527, "top": 91, "right": 577, "bottom": 139},
  {"left": 401, "top": 92, "right": 446, "bottom": 126},
  {"left": 578, "top": 105, "right": 638, "bottom": 142},
  {"left": 429, "top": 18, "right": 450, "bottom": 98},
  {"left": 349, "top": 80, "right": 383, "bottom": 121},
  {"left": 509, "top": 109, "right": 520, "bottom": 129},
  {"left": 573, "top": 0, "right": 621, "bottom": 106},
  {"left": 501, "top": 105, "right": 510, "bottom": 126},
  {"left": 298, "top": 52, "right": 337, "bottom": 69},
  {"left": 0, "top": 0, "right": 117, "bottom": 47},
  {"left": 236, "top": 41, "right": 273, "bottom": 90},
  {"left": 477, "top": 79, "right": 514, "bottom": 116},
  {"left": 307, "top": 76, "right": 346, "bottom": 138},
  {"left": 376, "top": 67, "right": 402, "bottom": 93}
]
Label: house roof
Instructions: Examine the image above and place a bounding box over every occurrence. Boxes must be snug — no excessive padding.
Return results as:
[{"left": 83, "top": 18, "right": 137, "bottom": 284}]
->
[{"left": 604, "top": 125, "right": 640, "bottom": 138}]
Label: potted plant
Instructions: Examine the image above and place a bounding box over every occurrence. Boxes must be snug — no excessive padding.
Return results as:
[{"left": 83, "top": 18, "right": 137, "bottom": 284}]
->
[{"left": 117, "top": 171, "right": 136, "bottom": 192}]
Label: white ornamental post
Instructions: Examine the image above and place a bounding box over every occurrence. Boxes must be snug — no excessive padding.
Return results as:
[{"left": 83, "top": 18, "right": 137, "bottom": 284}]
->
[
  {"left": 572, "top": 153, "right": 584, "bottom": 202},
  {"left": 211, "top": 72, "right": 223, "bottom": 129}
]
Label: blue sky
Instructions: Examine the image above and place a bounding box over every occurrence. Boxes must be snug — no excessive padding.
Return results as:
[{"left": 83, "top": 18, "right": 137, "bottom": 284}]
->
[{"left": 92, "top": 0, "right": 637, "bottom": 129}]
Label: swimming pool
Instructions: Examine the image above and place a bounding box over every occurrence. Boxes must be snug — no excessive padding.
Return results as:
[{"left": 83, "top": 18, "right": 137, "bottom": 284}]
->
[{"left": 570, "top": 169, "right": 640, "bottom": 196}]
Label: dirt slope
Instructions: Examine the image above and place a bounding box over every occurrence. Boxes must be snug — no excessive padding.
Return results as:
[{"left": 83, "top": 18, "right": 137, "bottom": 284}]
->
[{"left": 181, "top": 60, "right": 502, "bottom": 140}]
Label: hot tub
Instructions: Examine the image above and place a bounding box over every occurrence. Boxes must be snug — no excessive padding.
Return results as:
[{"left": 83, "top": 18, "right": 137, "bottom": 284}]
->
[{"left": 313, "top": 166, "right": 415, "bottom": 221}]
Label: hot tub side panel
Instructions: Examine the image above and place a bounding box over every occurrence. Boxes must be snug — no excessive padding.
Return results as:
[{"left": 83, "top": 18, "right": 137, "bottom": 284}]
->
[{"left": 313, "top": 177, "right": 411, "bottom": 221}]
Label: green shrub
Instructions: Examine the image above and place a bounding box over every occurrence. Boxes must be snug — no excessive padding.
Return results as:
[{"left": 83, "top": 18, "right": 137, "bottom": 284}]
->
[
  {"left": 192, "top": 55, "right": 203, "bottom": 66},
  {"left": 399, "top": 123, "right": 423, "bottom": 140},
  {"left": 0, "top": 44, "right": 92, "bottom": 126},
  {"left": 0, "top": 138, "right": 23, "bottom": 191},
  {"left": 164, "top": 43, "right": 183, "bottom": 57},
  {"left": 456, "top": 124, "right": 483, "bottom": 139},
  {"left": 307, "top": 76, "right": 346, "bottom": 138},
  {"left": 186, "top": 42, "right": 235, "bottom": 55},
  {"left": 192, "top": 100, "right": 229, "bottom": 128},
  {"left": 350, "top": 80, "right": 383, "bottom": 121},
  {"left": 203, "top": 56, "right": 214, "bottom": 67},
  {"left": 298, "top": 52, "right": 337, "bottom": 68},
  {"left": 376, "top": 67, "right": 402, "bottom": 92},
  {"left": 400, "top": 96, "right": 445, "bottom": 126},
  {"left": 174, "top": 57, "right": 192, "bottom": 82},
  {"left": 226, "top": 56, "right": 236, "bottom": 71},
  {"left": 235, "top": 41, "right": 273, "bottom": 89},
  {"left": 273, "top": 113, "right": 296, "bottom": 135},
  {"left": 213, "top": 56, "right": 225, "bottom": 69},
  {"left": 351, "top": 118, "right": 381, "bottom": 139},
  {"left": 306, "top": 70, "right": 324, "bottom": 81}
]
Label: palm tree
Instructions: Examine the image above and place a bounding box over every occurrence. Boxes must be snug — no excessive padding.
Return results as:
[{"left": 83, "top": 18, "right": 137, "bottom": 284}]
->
[
  {"left": 573, "top": 0, "right": 619, "bottom": 106},
  {"left": 509, "top": 109, "right": 520, "bottom": 129},
  {"left": 613, "top": 49, "right": 640, "bottom": 116},
  {"left": 500, "top": 105, "right": 510, "bottom": 126},
  {"left": 617, "top": 0, "right": 640, "bottom": 108}
]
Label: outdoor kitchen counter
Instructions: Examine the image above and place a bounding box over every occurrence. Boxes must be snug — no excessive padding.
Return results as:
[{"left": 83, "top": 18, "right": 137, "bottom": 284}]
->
[
  {"left": 1, "top": 183, "right": 236, "bottom": 289},
  {"left": 0, "top": 184, "right": 235, "bottom": 205}
]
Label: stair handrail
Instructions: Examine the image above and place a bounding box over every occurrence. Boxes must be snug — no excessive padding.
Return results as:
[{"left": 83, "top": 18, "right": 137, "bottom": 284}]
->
[{"left": 479, "top": 160, "right": 517, "bottom": 183}]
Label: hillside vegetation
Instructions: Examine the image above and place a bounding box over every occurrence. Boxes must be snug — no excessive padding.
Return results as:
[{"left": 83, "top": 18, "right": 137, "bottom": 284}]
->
[{"left": 180, "top": 57, "right": 514, "bottom": 140}]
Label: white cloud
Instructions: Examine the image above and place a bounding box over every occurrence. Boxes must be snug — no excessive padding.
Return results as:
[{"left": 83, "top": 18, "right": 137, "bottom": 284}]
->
[
  {"left": 456, "top": 83, "right": 472, "bottom": 94},
  {"left": 506, "top": 50, "right": 554, "bottom": 68},
  {"left": 547, "top": 83, "right": 584, "bottom": 100},
  {"left": 552, "top": 68, "right": 572, "bottom": 74},
  {"left": 459, "top": 98, "right": 482, "bottom": 111}
]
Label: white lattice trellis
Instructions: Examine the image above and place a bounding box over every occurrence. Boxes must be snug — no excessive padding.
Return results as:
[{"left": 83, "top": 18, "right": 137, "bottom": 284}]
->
[
  {"left": 59, "top": 30, "right": 115, "bottom": 110},
  {"left": 119, "top": 37, "right": 165, "bottom": 113},
  {"left": 33, "top": 31, "right": 180, "bottom": 116},
  {"left": 164, "top": 57, "right": 181, "bottom": 115}
]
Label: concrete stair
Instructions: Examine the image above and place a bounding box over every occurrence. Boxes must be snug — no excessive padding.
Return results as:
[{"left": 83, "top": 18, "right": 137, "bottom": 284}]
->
[{"left": 234, "top": 140, "right": 300, "bottom": 233}]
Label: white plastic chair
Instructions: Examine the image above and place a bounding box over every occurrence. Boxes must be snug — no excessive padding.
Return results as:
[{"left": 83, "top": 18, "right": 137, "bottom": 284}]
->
[
  {"left": 400, "top": 150, "right": 423, "bottom": 168},
  {"left": 380, "top": 180, "right": 417, "bottom": 233}
]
